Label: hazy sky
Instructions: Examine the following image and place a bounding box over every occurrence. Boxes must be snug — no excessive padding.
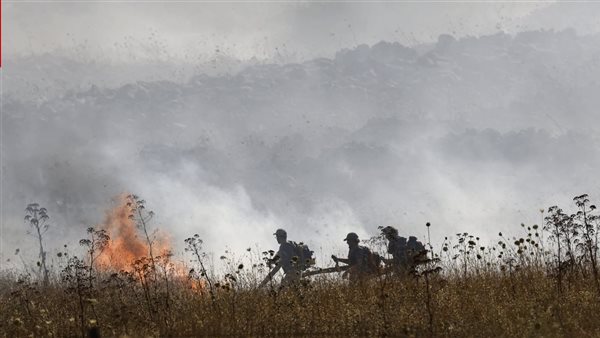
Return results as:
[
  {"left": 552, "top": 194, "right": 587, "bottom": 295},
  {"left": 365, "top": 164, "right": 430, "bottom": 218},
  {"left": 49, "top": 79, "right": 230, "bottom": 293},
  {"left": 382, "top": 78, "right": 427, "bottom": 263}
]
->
[{"left": 3, "top": 2, "right": 572, "bottom": 61}]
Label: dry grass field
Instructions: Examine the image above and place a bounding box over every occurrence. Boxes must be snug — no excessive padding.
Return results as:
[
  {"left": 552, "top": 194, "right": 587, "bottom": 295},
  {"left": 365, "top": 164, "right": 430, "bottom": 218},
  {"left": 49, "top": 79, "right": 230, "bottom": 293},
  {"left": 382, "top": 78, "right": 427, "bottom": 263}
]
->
[{"left": 2, "top": 194, "right": 600, "bottom": 337}]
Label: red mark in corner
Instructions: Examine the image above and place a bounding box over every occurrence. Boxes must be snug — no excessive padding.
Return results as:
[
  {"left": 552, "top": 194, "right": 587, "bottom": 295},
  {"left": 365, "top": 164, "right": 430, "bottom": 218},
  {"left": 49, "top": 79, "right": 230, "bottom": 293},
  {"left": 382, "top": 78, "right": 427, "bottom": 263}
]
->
[{"left": 0, "top": 0, "right": 3, "bottom": 68}]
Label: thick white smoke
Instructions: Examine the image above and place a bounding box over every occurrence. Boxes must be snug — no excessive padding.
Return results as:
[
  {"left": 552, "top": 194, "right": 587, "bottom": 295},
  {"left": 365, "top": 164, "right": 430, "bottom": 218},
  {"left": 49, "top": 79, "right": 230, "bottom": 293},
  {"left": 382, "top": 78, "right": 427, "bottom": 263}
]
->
[{"left": 3, "top": 2, "right": 600, "bottom": 267}]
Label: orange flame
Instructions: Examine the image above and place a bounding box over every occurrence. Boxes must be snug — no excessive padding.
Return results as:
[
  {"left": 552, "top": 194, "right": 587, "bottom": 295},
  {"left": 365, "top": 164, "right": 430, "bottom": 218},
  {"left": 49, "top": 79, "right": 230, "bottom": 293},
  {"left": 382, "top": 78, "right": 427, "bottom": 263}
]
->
[
  {"left": 96, "top": 194, "right": 204, "bottom": 292},
  {"left": 97, "top": 194, "right": 170, "bottom": 271}
]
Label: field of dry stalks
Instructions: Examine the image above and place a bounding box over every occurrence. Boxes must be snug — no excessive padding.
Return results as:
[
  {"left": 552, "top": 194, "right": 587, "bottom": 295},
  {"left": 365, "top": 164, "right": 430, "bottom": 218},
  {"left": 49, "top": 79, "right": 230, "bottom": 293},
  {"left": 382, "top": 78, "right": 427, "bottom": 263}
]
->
[{"left": 2, "top": 194, "right": 600, "bottom": 337}]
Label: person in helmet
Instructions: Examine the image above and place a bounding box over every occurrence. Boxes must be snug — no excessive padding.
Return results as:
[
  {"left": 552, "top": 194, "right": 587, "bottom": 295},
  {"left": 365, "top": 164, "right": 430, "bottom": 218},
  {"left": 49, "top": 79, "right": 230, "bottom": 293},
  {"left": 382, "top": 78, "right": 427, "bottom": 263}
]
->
[
  {"left": 381, "top": 226, "right": 426, "bottom": 274},
  {"left": 381, "top": 226, "right": 408, "bottom": 272},
  {"left": 259, "top": 228, "right": 300, "bottom": 288},
  {"left": 331, "top": 232, "right": 380, "bottom": 283}
]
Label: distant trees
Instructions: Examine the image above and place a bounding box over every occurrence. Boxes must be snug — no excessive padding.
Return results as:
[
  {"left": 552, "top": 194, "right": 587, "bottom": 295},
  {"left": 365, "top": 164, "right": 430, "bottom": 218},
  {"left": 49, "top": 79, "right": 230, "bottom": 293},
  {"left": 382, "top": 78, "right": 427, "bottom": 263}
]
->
[{"left": 24, "top": 203, "right": 51, "bottom": 286}]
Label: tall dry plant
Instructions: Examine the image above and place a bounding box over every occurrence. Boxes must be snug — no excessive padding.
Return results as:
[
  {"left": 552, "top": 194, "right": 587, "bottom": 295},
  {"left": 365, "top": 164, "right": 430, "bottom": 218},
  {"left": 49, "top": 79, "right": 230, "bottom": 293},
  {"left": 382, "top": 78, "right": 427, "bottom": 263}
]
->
[{"left": 24, "top": 203, "right": 51, "bottom": 286}]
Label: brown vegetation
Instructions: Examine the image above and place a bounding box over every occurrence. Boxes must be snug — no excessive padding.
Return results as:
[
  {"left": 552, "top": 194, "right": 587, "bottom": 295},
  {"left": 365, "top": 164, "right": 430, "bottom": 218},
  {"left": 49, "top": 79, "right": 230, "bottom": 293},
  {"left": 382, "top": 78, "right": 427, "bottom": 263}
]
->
[{"left": 2, "top": 194, "right": 600, "bottom": 337}]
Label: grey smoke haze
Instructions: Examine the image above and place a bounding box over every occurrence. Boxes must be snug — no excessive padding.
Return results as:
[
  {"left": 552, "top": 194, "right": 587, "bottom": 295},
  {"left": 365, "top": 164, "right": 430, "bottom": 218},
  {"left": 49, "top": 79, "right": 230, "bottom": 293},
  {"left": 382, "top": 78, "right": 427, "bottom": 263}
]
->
[
  {"left": 2, "top": 3, "right": 600, "bottom": 266},
  {"left": 5, "top": 2, "right": 547, "bottom": 59},
  {"left": 4, "top": 2, "right": 600, "bottom": 99}
]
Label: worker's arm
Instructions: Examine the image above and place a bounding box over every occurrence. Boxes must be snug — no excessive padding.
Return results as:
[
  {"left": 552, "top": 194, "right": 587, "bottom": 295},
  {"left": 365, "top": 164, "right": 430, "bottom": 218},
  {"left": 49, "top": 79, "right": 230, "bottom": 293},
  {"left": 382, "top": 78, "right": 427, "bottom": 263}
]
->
[
  {"left": 331, "top": 254, "right": 350, "bottom": 265},
  {"left": 259, "top": 264, "right": 281, "bottom": 287}
]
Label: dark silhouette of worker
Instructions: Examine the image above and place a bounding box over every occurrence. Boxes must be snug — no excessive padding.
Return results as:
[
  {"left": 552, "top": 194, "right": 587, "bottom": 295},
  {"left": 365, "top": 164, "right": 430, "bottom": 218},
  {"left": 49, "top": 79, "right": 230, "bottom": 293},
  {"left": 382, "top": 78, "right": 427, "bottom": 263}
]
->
[
  {"left": 381, "top": 226, "right": 409, "bottom": 272},
  {"left": 381, "top": 226, "right": 426, "bottom": 273},
  {"left": 407, "top": 236, "right": 427, "bottom": 267},
  {"left": 259, "top": 229, "right": 300, "bottom": 288},
  {"left": 331, "top": 232, "right": 379, "bottom": 283}
]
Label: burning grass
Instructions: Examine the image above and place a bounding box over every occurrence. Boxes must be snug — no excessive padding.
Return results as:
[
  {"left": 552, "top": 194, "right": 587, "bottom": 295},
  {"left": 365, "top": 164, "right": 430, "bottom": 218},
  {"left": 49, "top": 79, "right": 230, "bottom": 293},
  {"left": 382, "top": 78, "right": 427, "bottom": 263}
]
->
[
  {"left": 2, "top": 194, "right": 600, "bottom": 337},
  {"left": 96, "top": 194, "right": 172, "bottom": 272}
]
